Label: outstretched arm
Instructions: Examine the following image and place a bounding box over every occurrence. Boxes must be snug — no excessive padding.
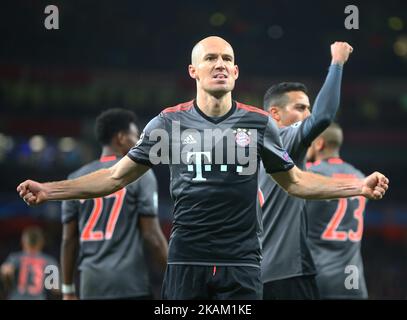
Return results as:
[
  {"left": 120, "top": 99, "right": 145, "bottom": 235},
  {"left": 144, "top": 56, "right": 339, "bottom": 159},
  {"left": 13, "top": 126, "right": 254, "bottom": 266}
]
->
[
  {"left": 17, "top": 156, "right": 150, "bottom": 205},
  {"left": 271, "top": 166, "right": 388, "bottom": 200},
  {"left": 301, "top": 42, "right": 353, "bottom": 146}
]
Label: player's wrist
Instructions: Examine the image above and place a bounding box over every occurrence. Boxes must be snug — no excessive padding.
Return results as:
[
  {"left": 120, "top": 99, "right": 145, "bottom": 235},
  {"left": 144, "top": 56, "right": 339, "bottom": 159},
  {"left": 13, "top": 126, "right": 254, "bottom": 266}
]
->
[
  {"left": 331, "top": 59, "right": 345, "bottom": 66},
  {"left": 62, "top": 283, "right": 76, "bottom": 294},
  {"left": 358, "top": 179, "right": 367, "bottom": 197},
  {"left": 43, "top": 181, "right": 60, "bottom": 201}
]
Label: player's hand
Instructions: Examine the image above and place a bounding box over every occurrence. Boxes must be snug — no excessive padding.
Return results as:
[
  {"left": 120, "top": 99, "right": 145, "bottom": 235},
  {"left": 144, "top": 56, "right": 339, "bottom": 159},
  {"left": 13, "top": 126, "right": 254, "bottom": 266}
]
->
[
  {"left": 63, "top": 294, "right": 78, "bottom": 300},
  {"left": 1, "top": 263, "right": 15, "bottom": 279},
  {"left": 361, "top": 172, "right": 389, "bottom": 200},
  {"left": 331, "top": 41, "right": 353, "bottom": 65},
  {"left": 17, "top": 180, "right": 49, "bottom": 206}
]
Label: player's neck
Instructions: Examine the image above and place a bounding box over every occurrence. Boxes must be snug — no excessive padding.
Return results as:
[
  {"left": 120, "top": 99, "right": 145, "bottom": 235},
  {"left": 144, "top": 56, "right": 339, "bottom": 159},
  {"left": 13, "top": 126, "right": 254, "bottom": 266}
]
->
[
  {"left": 270, "top": 116, "right": 284, "bottom": 128},
  {"left": 317, "top": 151, "right": 341, "bottom": 162},
  {"left": 195, "top": 91, "right": 233, "bottom": 117},
  {"left": 23, "top": 247, "right": 40, "bottom": 255},
  {"left": 276, "top": 120, "right": 284, "bottom": 128},
  {"left": 101, "top": 146, "right": 123, "bottom": 158}
]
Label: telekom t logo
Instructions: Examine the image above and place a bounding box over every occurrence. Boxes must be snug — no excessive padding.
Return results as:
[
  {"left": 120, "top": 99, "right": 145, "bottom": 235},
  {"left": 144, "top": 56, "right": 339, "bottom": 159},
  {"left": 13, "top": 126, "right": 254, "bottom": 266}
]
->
[{"left": 187, "top": 151, "right": 211, "bottom": 181}]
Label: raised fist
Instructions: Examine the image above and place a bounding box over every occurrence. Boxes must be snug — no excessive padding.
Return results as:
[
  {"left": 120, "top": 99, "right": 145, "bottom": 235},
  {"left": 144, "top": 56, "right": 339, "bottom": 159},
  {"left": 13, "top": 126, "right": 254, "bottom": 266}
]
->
[
  {"left": 361, "top": 171, "right": 389, "bottom": 200},
  {"left": 331, "top": 41, "right": 353, "bottom": 65},
  {"left": 17, "top": 180, "right": 49, "bottom": 206}
]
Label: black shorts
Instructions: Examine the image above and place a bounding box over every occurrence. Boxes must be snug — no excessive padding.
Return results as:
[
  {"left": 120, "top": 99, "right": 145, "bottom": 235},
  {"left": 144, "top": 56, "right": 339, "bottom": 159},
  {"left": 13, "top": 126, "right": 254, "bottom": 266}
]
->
[
  {"left": 161, "top": 264, "right": 262, "bottom": 300},
  {"left": 263, "top": 275, "right": 320, "bottom": 300}
]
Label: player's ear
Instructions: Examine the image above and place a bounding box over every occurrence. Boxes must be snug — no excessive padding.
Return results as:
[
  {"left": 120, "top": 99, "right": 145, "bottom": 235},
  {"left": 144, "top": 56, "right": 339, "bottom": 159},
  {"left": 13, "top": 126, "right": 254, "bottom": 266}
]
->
[
  {"left": 316, "top": 138, "right": 325, "bottom": 151},
  {"left": 116, "top": 131, "right": 127, "bottom": 146},
  {"left": 269, "top": 106, "right": 280, "bottom": 122},
  {"left": 233, "top": 65, "right": 239, "bottom": 80},
  {"left": 189, "top": 64, "right": 197, "bottom": 79}
]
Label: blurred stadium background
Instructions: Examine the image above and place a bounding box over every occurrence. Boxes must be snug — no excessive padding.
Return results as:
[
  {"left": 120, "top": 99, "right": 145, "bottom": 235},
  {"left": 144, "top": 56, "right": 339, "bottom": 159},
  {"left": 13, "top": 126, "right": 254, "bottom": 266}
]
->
[{"left": 0, "top": 0, "right": 406, "bottom": 299}]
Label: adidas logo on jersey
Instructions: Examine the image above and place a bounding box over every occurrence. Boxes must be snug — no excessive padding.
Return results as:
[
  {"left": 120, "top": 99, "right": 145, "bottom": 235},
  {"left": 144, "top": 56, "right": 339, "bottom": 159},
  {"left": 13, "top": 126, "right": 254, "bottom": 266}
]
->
[{"left": 182, "top": 134, "right": 197, "bottom": 145}]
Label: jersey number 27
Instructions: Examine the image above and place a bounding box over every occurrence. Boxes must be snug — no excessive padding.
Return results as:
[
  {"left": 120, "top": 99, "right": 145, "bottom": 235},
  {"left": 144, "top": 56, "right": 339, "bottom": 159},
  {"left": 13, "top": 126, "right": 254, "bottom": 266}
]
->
[{"left": 80, "top": 188, "right": 127, "bottom": 241}]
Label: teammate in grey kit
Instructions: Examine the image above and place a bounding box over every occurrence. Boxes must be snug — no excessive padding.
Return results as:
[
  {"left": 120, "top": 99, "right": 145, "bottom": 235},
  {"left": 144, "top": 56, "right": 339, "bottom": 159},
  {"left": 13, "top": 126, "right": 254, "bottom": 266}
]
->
[
  {"left": 1, "top": 227, "right": 58, "bottom": 300},
  {"left": 259, "top": 42, "right": 353, "bottom": 299},
  {"left": 60, "top": 109, "right": 168, "bottom": 300},
  {"left": 306, "top": 123, "right": 368, "bottom": 299},
  {"left": 17, "top": 36, "right": 389, "bottom": 300}
]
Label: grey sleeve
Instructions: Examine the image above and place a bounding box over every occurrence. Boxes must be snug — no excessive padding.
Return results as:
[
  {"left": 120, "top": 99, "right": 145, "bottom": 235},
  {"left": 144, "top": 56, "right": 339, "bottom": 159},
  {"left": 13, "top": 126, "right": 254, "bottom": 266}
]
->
[
  {"left": 135, "top": 170, "right": 159, "bottom": 217},
  {"left": 61, "top": 174, "right": 79, "bottom": 224},
  {"left": 260, "top": 117, "right": 295, "bottom": 174},
  {"left": 300, "top": 64, "right": 343, "bottom": 147},
  {"left": 61, "top": 200, "right": 79, "bottom": 224},
  {"left": 127, "top": 113, "right": 167, "bottom": 167}
]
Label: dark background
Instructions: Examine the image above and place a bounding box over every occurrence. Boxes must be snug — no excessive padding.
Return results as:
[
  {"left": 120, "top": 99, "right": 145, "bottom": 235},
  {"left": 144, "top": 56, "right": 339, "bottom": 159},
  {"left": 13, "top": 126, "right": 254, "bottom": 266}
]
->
[{"left": 0, "top": 0, "right": 406, "bottom": 299}]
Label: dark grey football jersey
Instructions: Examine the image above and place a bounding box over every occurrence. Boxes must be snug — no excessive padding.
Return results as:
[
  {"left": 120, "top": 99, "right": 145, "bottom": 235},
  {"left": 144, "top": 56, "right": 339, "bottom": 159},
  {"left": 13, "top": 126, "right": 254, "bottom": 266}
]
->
[
  {"left": 61, "top": 155, "right": 158, "bottom": 299},
  {"left": 306, "top": 158, "right": 368, "bottom": 299},
  {"left": 128, "top": 100, "right": 294, "bottom": 268},
  {"left": 4, "top": 251, "right": 58, "bottom": 300},
  {"left": 259, "top": 64, "right": 343, "bottom": 283},
  {"left": 259, "top": 124, "right": 316, "bottom": 283}
]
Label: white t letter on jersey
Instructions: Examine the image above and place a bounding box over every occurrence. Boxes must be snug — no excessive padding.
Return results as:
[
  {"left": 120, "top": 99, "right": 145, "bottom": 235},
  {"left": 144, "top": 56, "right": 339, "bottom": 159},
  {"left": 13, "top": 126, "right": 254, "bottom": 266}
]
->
[{"left": 187, "top": 152, "right": 211, "bottom": 181}]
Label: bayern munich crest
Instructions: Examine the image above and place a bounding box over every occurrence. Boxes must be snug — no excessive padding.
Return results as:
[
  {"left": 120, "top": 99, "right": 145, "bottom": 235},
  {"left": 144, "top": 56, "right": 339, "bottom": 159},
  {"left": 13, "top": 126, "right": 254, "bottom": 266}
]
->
[{"left": 233, "top": 128, "right": 251, "bottom": 147}]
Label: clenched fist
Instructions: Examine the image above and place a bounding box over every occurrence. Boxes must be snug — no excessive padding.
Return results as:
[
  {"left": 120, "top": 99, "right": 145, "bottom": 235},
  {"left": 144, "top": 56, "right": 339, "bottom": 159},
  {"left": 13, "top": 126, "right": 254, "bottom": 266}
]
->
[
  {"left": 17, "top": 180, "right": 49, "bottom": 206},
  {"left": 362, "top": 172, "right": 389, "bottom": 200},
  {"left": 331, "top": 41, "right": 353, "bottom": 65}
]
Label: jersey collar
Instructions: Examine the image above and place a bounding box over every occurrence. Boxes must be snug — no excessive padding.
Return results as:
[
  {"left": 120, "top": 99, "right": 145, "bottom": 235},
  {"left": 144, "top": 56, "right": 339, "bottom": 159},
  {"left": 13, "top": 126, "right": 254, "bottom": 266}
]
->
[
  {"left": 193, "top": 100, "right": 236, "bottom": 124},
  {"left": 99, "top": 155, "right": 118, "bottom": 162},
  {"left": 325, "top": 157, "right": 344, "bottom": 164}
]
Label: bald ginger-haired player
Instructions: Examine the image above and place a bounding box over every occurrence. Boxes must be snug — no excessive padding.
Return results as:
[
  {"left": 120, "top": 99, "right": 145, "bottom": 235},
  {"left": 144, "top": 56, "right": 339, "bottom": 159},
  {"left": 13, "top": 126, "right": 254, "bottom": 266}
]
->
[{"left": 18, "top": 36, "right": 388, "bottom": 299}]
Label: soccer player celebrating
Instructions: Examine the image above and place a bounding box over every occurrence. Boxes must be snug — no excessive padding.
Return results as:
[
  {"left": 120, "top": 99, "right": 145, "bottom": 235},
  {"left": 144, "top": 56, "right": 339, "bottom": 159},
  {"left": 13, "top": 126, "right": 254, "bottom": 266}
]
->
[
  {"left": 305, "top": 123, "right": 368, "bottom": 299},
  {"left": 17, "top": 36, "right": 388, "bottom": 300},
  {"left": 259, "top": 42, "right": 353, "bottom": 300},
  {"left": 60, "top": 109, "right": 168, "bottom": 300},
  {"left": 1, "top": 227, "right": 58, "bottom": 300}
]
